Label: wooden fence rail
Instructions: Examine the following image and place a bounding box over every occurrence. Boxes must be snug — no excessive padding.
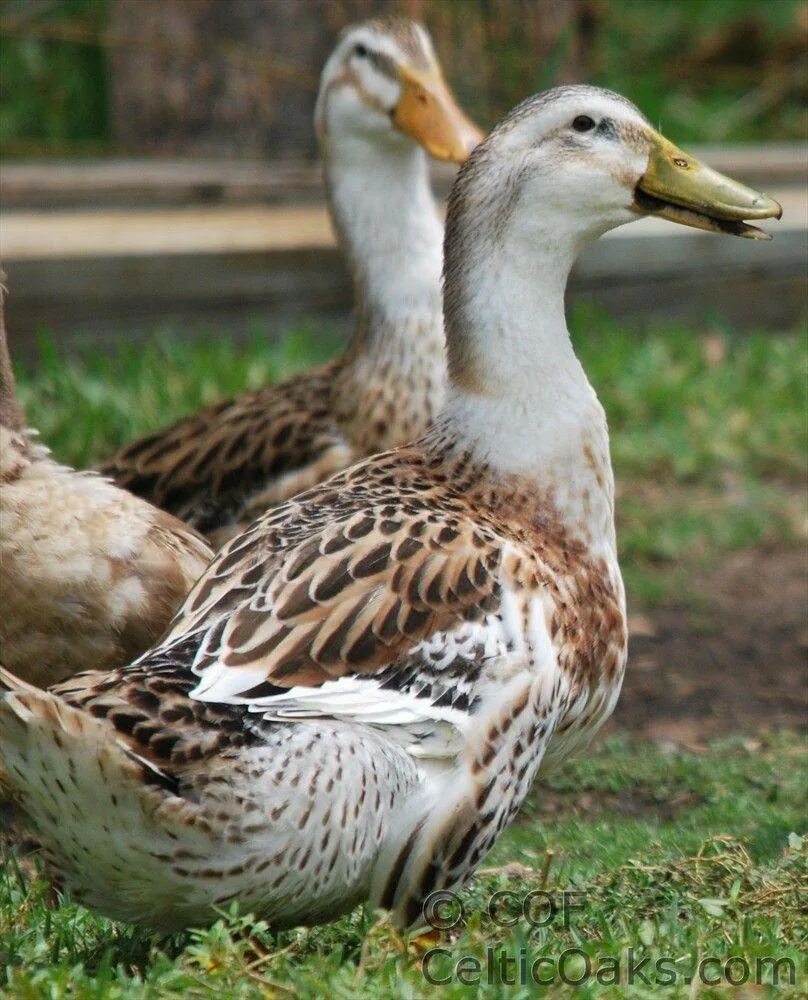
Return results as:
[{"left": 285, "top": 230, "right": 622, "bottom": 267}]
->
[{"left": 1, "top": 150, "right": 805, "bottom": 355}]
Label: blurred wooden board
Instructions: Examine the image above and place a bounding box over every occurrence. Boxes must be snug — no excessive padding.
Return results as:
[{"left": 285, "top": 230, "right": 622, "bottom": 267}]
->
[
  {"left": 1, "top": 184, "right": 804, "bottom": 354},
  {"left": 1, "top": 146, "right": 803, "bottom": 208},
  {"left": 0, "top": 159, "right": 459, "bottom": 208},
  {"left": 1, "top": 205, "right": 336, "bottom": 259},
  {"left": 1, "top": 187, "right": 803, "bottom": 260},
  {"left": 1, "top": 160, "right": 325, "bottom": 208}
]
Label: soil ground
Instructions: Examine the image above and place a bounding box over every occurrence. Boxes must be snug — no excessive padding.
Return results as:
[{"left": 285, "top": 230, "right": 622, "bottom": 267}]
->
[{"left": 609, "top": 546, "right": 806, "bottom": 742}]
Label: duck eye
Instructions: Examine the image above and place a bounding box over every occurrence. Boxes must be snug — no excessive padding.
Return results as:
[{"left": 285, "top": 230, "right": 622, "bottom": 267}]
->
[
  {"left": 572, "top": 115, "right": 596, "bottom": 133},
  {"left": 353, "top": 43, "right": 369, "bottom": 58}
]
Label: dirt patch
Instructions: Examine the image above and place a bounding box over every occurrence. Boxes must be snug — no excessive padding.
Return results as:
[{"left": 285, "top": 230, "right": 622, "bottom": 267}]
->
[
  {"left": 608, "top": 546, "right": 807, "bottom": 742},
  {"left": 530, "top": 787, "right": 706, "bottom": 823}
]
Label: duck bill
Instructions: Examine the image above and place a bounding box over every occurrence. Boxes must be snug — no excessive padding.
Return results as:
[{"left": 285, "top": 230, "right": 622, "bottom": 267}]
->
[
  {"left": 632, "top": 131, "right": 783, "bottom": 240},
  {"left": 392, "top": 67, "right": 483, "bottom": 164}
]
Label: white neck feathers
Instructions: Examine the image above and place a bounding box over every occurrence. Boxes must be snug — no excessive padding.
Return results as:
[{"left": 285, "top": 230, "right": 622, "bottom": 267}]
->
[
  {"left": 439, "top": 192, "right": 617, "bottom": 555},
  {"left": 324, "top": 134, "right": 445, "bottom": 344}
]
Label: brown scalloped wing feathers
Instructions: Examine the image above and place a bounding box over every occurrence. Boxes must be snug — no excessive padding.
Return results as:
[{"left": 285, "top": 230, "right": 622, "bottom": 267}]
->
[
  {"left": 178, "top": 507, "right": 503, "bottom": 695},
  {"left": 100, "top": 363, "right": 346, "bottom": 534}
]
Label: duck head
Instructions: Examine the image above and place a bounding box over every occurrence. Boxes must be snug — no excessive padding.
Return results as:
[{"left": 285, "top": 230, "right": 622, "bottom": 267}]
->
[
  {"left": 315, "top": 18, "right": 483, "bottom": 164},
  {"left": 442, "top": 86, "right": 782, "bottom": 399},
  {"left": 446, "top": 84, "right": 782, "bottom": 262}
]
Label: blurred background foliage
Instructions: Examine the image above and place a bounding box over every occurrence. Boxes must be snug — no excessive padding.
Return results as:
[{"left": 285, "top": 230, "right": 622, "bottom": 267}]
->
[
  {"left": 0, "top": 0, "right": 805, "bottom": 158},
  {"left": 0, "top": 0, "right": 109, "bottom": 152}
]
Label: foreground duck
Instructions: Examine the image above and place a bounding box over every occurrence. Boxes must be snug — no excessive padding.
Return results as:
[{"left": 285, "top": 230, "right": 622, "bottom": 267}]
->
[
  {"left": 0, "top": 86, "right": 780, "bottom": 930},
  {"left": 101, "top": 18, "right": 481, "bottom": 546},
  {"left": 0, "top": 288, "right": 213, "bottom": 687}
]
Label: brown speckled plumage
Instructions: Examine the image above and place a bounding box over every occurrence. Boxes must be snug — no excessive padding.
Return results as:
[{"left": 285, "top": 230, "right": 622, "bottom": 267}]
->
[
  {"left": 167, "top": 441, "right": 625, "bottom": 704},
  {"left": 0, "top": 429, "right": 626, "bottom": 928}
]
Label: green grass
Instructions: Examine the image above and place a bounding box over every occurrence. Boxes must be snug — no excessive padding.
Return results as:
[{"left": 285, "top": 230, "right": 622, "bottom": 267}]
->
[
  {"left": 2, "top": 735, "right": 805, "bottom": 997},
  {"left": 14, "top": 310, "right": 807, "bottom": 603},
  {"left": 16, "top": 322, "right": 342, "bottom": 470}
]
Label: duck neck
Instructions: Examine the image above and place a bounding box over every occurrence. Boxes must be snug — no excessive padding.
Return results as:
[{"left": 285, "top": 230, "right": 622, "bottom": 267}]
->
[
  {"left": 324, "top": 136, "right": 446, "bottom": 404},
  {"left": 439, "top": 222, "right": 617, "bottom": 558}
]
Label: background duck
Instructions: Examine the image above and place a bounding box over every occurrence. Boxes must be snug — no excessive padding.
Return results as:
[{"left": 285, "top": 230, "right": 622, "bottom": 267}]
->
[
  {"left": 101, "top": 18, "right": 482, "bottom": 548},
  {"left": 0, "top": 86, "right": 780, "bottom": 931},
  {"left": 0, "top": 286, "right": 213, "bottom": 688}
]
